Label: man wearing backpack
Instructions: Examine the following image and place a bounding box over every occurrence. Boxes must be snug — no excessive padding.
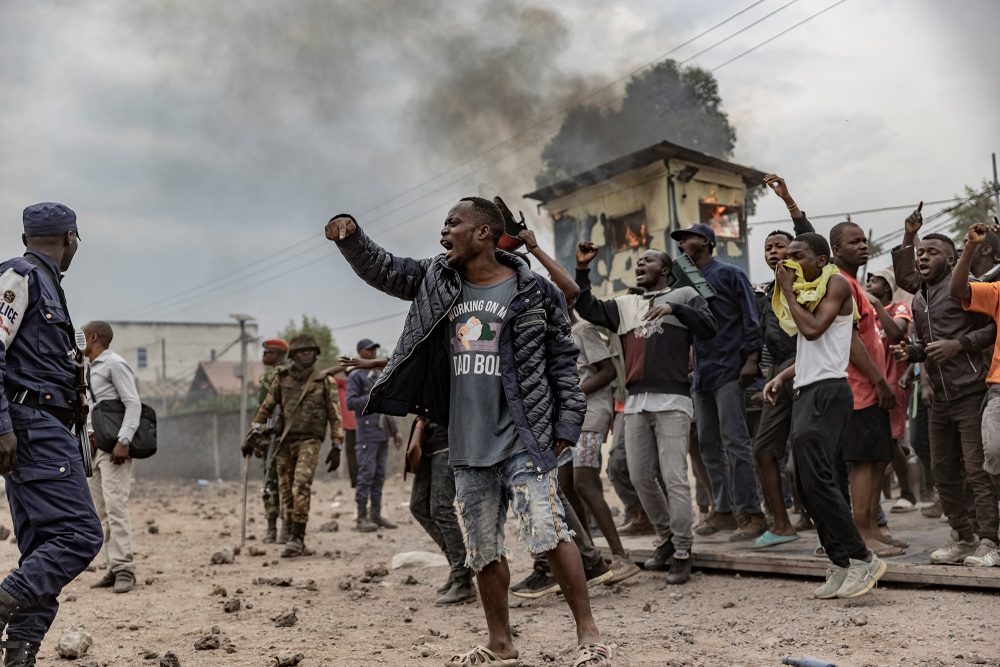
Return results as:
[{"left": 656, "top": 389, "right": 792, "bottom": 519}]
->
[{"left": 83, "top": 320, "right": 142, "bottom": 594}]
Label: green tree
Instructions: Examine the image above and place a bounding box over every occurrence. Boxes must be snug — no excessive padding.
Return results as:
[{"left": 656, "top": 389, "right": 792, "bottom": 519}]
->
[
  {"left": 946, "top": 180, "right": 998, "bottom": 242},
  {"left": 537, "top": 61, "right": 737, "bottom": 187},
  {"left": 279, "top": 315, "right": 341, "bottom": 370}
]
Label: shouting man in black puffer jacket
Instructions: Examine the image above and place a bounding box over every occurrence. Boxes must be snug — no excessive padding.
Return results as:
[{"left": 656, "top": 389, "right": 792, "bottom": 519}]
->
[{"left": 326, "top": 197, "right": 611, "bottom": 667}]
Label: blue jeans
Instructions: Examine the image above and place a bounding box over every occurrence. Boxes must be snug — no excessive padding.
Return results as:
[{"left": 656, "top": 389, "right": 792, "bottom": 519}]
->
[
  {"left": 453, "top": 450, "right": 573, "bottom": 573},
  {"left": 694, "top": 380, "right": 762, "bottom": 515}
]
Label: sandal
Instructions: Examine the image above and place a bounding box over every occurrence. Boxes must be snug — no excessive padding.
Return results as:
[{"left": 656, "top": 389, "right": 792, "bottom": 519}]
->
[
  {"left": 573, "top": 643, "right": 612, "bottom": 666},
  {"left": 445, "top": 645, "right": 520, "bottom": 666}
]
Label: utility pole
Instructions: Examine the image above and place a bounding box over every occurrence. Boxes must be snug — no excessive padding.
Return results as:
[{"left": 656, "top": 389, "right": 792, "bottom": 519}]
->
[
  {"left": 231, "top": 314, "right": 255, "bottom": 436},
  {"left": 992, "top": 152, "right": 999, "bottom": 215}
]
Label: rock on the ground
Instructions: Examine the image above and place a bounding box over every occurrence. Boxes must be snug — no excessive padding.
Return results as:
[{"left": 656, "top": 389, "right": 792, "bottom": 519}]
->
[
  {"left": 159, "top": 651, "right": 181, "bottom": 667},
  {"left": 254, "top": 576, "right": 292, "bottom": 587},
  {"left": 248, "top": 545, "right": 266, "bottom": 557},
  {"left": 210, "top": 547, "right": 235, "bottom": 565},
  {"left": 194, "top": 635, "right": 221, "bottom": 650},
  {"left": 148, "top": 524, "right": 160, "bottom": 534},
  {"left": 272, "top": 609, "right": 298, "bottom": 628},
  {"left": 223, "top": 598, "right": 241, "bottom": 613},
  {"left": 365, "top": 564, "right": 390, "bottom": 578},
  {"left": 318, "top": 520, "right": 339, "bottom": 532},
  {"left": 0, "top": 526, "right": 10, "bottom": 541},
  {"left": 390, "top": 550, "right": 448, "bottom": 570},
  {"left": 273, "top": 653, "right": 305, "bottom": 666},
  {"left": 56, "top": 627, "right": 93, "bottom": 659}
]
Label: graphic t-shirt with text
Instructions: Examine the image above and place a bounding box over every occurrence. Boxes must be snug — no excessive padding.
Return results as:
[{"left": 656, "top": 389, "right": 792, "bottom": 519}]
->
[{"left": 447, "top": 276, "right": 520, "bottom": 467}]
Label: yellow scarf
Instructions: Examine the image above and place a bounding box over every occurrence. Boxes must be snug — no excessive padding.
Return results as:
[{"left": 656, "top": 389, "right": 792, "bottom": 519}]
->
[{"left": 772, "top": 260, "right": 857, "bottom": 336}]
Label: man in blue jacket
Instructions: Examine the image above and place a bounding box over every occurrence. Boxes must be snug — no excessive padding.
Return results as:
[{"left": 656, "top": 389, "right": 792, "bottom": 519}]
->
[
  {"left": 326, "top": 197, "right": 610, "bottom": 667},
  {"left": 672, "top": 223, "right": 766, "bottom": 542},
  {"left": 0, "top": 203, "right": 103, "bottom": 665},
  {"left": 346, "top": 338, "right": 400, "bottom": 532}
]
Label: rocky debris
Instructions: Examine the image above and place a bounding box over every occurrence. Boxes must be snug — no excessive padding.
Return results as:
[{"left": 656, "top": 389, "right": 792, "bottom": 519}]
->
[
  {"left": 390, "top": 550, "right": 448, "bottom": 570},
  {"left": 272, "top": 609, "right": 298, "bottom": 628},
  {"left": 210, "top": 547, "right": 235, "bottom": 565},
  {"left": 56, "top": 627, "right": 93, "bottom": 659},
  {"left": 272, "top": 653, "right": 305, "bottom": 666},
  {"left": 148, "top": 524, "right": 160, "bottom": 534},
  {"left": 403, "top": 574, "right": 419, "bottom": 586},
  {"left": 254, "top": 576, "right": 292, "bottom": 587},
  {"left": 194, "top": 635, "right": 220, "bottom": 650},
  {"left": 142, "top": 650, "right": 159, "bottom": 660},
  {"left": 248, "top": 545, "right": 267, "bottom": 557},
  {"left": 850, "top": 614, "right": 868, "bottom": 626},
  {"left": 365, "top": 564, "right": 389, "bottom": 579},
  {"left": 0, "top": 526, "right": 11, "bottom": 541},
  {"left": 296, "top": 579, "right": 318, "bottom": 592},
  {"left": 338, "top": 580, "right": 352, "bottom": 591},
  {"left": 722, "top": 601, "right": 735, "bottom": 609},
  {"left": 223, "top": 598, "right": 241, "bottom": 613},
  {"left": 318, "top": 520, "right": 339, "bottom": 532},
  {"left": 211, "top": 584, "right": 227, "bottom": 596}
]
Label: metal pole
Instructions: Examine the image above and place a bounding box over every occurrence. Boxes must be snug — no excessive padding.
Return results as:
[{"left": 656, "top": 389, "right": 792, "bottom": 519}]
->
[
  {"left": 992, "top": 152, "right": 999, "bottom": 214},
  {"left": 160, "top": 338, "right": 166, "bottom": 381},
  {"left": 238, "top": 318, "right": 249, "bottom": 436}
]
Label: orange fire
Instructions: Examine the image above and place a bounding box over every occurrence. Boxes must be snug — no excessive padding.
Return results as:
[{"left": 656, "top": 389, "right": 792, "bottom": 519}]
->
[{"left": 623, "top": 223, "right": 647, "bottom": 249}]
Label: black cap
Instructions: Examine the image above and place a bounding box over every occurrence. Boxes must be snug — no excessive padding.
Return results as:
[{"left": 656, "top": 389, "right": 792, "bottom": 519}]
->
[{"left": 356, "top": 338, "right": 379, "bottom": 353}]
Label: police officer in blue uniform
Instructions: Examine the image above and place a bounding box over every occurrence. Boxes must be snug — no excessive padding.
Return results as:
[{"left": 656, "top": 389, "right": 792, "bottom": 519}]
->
[{"left": 0, "top": 203, "right": 103, "bottom": 666}]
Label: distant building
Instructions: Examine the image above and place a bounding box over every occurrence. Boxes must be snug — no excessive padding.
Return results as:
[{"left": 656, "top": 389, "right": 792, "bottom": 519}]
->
[
  {"left": 186, "top": 360, "right": 266, "bottom": 406},
  {"left": 525, "top": 140, "right": 766, "bottom": 298},
  {"left": 105, "top": 320, "right": 260, "bottom": 407}
]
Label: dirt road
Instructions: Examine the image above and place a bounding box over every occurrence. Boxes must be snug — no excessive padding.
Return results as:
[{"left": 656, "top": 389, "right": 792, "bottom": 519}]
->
[{"left": 5, "top": 478, "right": 997, "bottom": 666}]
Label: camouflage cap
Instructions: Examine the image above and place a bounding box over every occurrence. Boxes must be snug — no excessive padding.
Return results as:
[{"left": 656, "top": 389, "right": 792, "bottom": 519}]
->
[{"left": 288, "top": 334, "right": 321, "bottom": 353}]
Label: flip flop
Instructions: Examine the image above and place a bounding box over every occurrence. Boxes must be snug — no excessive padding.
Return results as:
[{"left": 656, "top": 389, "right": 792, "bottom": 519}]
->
[
  {"left": 751, "top": 530, "right": 801, "bottom": 549},
  {"left": 891, "top": 498, "right": 916, "bottom": 513},
  {"left": 573, "top": 643, "right": 612, "bottom": 667},
  {"left": 445, "top": 646, "right": 520, "bottom": 666}
]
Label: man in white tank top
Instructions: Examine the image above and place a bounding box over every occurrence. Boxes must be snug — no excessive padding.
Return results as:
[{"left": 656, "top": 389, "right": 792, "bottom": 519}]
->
[{"left": 763, "top": 233, "right": 887, "bottom": 599}]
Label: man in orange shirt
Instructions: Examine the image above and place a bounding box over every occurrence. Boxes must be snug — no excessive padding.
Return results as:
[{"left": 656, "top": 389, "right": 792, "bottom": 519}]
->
[{"left": 950, "top": 220, "right": 1000, "bottom": 568}]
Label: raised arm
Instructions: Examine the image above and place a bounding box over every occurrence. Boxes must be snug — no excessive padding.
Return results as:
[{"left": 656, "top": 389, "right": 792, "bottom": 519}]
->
[
  {"left": 573, "top": 242, "right": 622, "bottom": 331},
  {"left": 951, "top": 222, "right": 993, "bottom": 301},
  {"left": 327, "top": 215, "right": 433, "bottom": 301},
  {"left": 892, "top": 203, "right": 925, "bottom": 294},
  {"left": 518, "top": 229, "right": 579, "bottom": 302}
]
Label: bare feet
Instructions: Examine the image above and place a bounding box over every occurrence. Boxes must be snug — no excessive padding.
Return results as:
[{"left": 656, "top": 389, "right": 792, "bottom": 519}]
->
[{"left": 865, "top": 538, "right": 906, "bottom": 558}]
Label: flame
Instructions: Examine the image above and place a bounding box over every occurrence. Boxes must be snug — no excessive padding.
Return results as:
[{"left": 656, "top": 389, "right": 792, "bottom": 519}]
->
[{"left": 623, "top": 223, "right": 647, "bottom": 249}]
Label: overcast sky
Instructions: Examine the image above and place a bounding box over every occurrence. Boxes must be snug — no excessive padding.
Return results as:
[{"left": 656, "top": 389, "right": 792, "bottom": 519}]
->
[{"left": 2, "top": 0, "right": 998, "bottom": 366}]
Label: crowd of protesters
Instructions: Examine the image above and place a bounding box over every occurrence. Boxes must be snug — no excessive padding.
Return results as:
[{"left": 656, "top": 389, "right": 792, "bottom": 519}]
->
[{"left": 304, "top": 181, "right": 1000, "bottom": 665}]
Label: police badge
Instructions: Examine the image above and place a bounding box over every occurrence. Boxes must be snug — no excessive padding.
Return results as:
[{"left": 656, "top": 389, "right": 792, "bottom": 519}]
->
[{"left": 3, "top": 290, "right": 14, "bottom": 304}]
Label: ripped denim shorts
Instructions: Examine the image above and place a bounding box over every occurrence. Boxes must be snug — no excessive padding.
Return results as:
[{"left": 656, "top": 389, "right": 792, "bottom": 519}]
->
[{"left": 453, "top": 449, "right": 573, "bottom": 573}]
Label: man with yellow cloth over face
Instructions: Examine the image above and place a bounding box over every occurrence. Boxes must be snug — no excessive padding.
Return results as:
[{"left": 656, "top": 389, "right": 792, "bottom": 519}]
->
[{"left": 764, "top": 233, "right": 887, "bottom": 599}]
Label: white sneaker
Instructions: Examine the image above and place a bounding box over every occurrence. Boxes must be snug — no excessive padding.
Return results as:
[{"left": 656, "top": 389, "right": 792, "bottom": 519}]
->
[
  {"left": 930, "top": 531, "right": 980, "bottom": 564},
  {"left": 837, "top": 553, "right": 887, "bottom": 598},
  {"left": 963, "top": 538, "right": 1000, "bottom": 567},
  {"left": 813, "top": 565, "right": 848, "bottom": 599}
]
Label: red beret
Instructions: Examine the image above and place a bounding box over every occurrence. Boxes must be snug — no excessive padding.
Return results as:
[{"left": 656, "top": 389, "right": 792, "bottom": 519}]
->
[{"left": 262, "top": 338, "right": 289, "bottom": 351}]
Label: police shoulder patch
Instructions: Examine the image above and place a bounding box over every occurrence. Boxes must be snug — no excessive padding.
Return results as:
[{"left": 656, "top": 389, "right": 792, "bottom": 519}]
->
[{"left": 3, "top": 290, "right": 14, "bottom": 304}]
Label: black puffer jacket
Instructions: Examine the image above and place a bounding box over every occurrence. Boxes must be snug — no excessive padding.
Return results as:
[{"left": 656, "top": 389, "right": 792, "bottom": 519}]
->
[{"left": 335, "top": 225, "right": 586, "bottom": 473}]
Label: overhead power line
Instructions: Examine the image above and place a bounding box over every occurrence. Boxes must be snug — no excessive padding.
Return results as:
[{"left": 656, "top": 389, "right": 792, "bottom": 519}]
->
[{"left": 749, "top": 196, "right": 965, "bottom": 227}]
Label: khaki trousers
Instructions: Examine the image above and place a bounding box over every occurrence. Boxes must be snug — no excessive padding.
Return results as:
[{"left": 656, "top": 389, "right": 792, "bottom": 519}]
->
[{"left": 87, "top": 449, "right": 135, "bottom": 574}]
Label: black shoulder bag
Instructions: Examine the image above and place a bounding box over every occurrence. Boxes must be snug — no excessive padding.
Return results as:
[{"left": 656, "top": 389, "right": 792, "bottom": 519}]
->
[{"left": 87, "top": 365, "right": 158, "bottom": 459}]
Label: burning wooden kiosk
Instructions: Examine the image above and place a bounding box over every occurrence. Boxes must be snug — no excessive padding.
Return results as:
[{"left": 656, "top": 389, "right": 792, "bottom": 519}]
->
[{"left": 524, "top": 140, "right": 767, "bottom": 298}]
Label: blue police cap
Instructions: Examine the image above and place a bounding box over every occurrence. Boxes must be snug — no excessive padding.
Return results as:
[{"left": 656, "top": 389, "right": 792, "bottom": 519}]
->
[{"left": 22, "top": 202, "right": 78, "bottom": 238}]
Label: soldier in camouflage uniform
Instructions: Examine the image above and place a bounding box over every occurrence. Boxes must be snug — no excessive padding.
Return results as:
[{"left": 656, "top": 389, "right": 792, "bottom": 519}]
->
[
  {"left": 257, "top": 338, "right": 289, "bottom": 544},
  {"left": 251, "top": 334, "right": 344, "bottom": 557}
]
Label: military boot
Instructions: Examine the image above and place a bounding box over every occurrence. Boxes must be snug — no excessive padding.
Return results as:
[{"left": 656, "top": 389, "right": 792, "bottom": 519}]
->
[
  {"left": 263, "top": 516, "right": 278, "bottom": 544},
  {"left": 434, "top": 570, "right": 476, "bottom": 606},
  {"left": 356, "top": 506, "right": 377, "bottom": 533},
  {"left": 2, "top": 641, "right": 39, "bottom": 666},
  {"left": 277, "top": 520, "right": 289, "bottom": 544},
  {"left": 281, "top": 523, "right": 306, "bottom": 558},
  {"left": 370, "top": 504, "right": 397, "bottom": 530}
]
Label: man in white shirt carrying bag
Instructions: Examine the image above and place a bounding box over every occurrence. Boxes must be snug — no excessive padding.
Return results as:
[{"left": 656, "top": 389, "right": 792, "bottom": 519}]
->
[{"left": 82, "top": 321, "right": 141, "bottom": 594}]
